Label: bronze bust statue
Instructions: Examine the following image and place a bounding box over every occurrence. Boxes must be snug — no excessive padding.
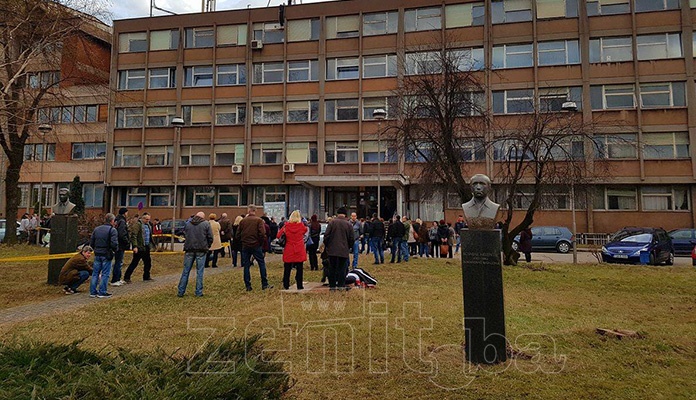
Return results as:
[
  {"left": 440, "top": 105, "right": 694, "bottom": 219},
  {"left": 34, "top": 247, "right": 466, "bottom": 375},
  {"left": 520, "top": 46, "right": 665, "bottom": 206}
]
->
[
  {"left": 52, "top": 188, "right": 76, "bottom": 215},
  {"left": 462, "top": 174, "right": 500, "bottom": 230}
]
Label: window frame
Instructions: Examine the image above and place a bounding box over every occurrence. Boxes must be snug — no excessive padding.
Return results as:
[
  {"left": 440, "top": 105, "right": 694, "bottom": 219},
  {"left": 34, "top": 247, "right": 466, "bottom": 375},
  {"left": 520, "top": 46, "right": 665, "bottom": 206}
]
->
[
  {"left": 251, "top": 143, "right": 283, "bottom": 165},
  {"left": 326, "top": 57, "right": 360, "bottom": 80},
  {"left": 113, "top": 147, "right": 142, "bottom": 167},
  {"left": 184, "top": 65, "right": 214, "bottom": 87},
  {"left": 636, "top": 33, "right": 682, "bottom": 61},
  {"left": 642, "top": 132, "right": 689, "bottom": 159},
  {"left": 115, "top": 107, "right": 144, "bottom": 128},
  {"left": 325, "top": 141, "right": 360, "bottom": 163},
  {"left": 287, "top": 100, "right": 319, "bottom": 123},
  {"left": 362, "top": 54, "right": 397, "bottom": 78},
  {"left": 145, "top": 145, "right": 173, "bottom": 167},
  {"left": 148, "top": 67, "right": 176, "bottom": 89},
  {"left": 404, "top": 7, "right": 443, "bottom": 32},
  {"left": 180, "top": 145, "right": 211, "bottom": 166},
  {"left": 537, "top": 39, "right": 580, "bottom": 66},
  {"left": 216, "top": 64, "right": 247, "bottom": 86},
  {"left": 492, "top": 43, "right": 534, "bottom": 69},
  {"left": 215, "top": 104, "right": 246, "bottom": 126},
  {"left": 593, "top": 134, "right": 637, "bottom": 159},
  {"left": 589, "top": 36, "right": 633, "bottom": 63},
  {"left": 287, "top": 60, "right": 318, "bottom": 82},
  {"left": 325, "top": 99, "right": 360, "bottom": 121},
  {"left": 118, "top": 69, "right": 146, "bottom": 90},
  {"left": 71, "top": 142, "right": 106, "bottom": 160},
  {"left": 363, "top": 11, "right": 398, "bottom": 36},
  {"left": 252, "top": 61, "right": 285, "bottom": 84},
  {"left": 185, "top": 27, "right": 215, "bottom": 48},
  {"left": 252, "top": 102, "right": 284, "bottom": 124}
]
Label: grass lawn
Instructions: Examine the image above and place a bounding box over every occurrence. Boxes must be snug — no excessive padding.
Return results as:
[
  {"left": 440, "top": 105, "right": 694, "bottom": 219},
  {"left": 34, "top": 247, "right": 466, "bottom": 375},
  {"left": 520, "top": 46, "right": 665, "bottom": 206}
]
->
[{"left": 1, "top": 253, "right": 694, "bottom": 399}]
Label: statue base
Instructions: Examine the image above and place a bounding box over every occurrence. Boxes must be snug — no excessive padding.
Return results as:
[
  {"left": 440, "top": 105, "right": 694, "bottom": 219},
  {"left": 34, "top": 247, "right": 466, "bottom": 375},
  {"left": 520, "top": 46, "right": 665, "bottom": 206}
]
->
[{"left": 47, "top": 215, "right": 79, "bottom": 285}]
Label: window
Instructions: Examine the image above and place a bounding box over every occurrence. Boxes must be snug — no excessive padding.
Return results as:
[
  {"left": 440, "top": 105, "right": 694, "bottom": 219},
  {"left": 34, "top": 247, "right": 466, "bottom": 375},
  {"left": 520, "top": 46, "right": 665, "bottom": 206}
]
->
[
  {"left": 149, "top": 187, "right": 172, "bottom": 207},
  {"left": 493, "top": 139, "right": 535, "bottom": 161},
  {"left": 215, "top": 104, "right": 246, "bottom": 125},
  {"left": 458, "top": 139, "right": 487, "bottom": 161},
  {"left": 252, "top": 102, "right": 283, "bottom": 124},
  {"left": 643, "top": 132, "right": 689, "bottom": 159},
  {"left": 125, "top": 187, "right": 147, "bottom": 207},
  {"left": 362, "top": 141, "right": 397, "bottom": 163},
  {"left": 253, "top": 62, "right": 284, "bottom": 84},
  {"left": 253, "top": 22, "right": 285, "bottom": 44},
  {"left": 586, "top": 0, "right": 630, "bottom": 16},
  {"left": 641, "top": 186, "right": 689, "bottom": 211},
  {"left": 589, "top": 37, "right": 632, "bottom": 63},
  {"left": 285, "top": 142, "right": 318, "bottom": 164},
  {"left": 255, "top": 185, "right": 287, "bottom": 204},
  {"left": 590, "top": 85, "right": 635, "bottom": 110},
  {"left": 445, "top": 3, "right": 485, "bottom": 27},
  {"left": 27, "top": 71, "right": 60, "bottom": 89},
  {"left": 217, "top": 64, "right": 246, "bottom": 86},
  {"left": 538, "top": 40, "right": 580, "bottom": 66},
  {"left": 72, "top": 143, "right": 106, "bottom": 160},
  {"left": 493, "top": 89, "right": 534, "bottom": 114},
  {"left": 362, "top": 54, "right": 397, "bottom": 78},
  {"left": 363, "top": 97, "right": 397, "bottom": 120},
  {"left": 640, "top": 82, "right": 685, "bottom": 108},
  {"left": 326, "top": 57, "right": 359, "bottom": 80},
  {"left": 23, "top": 143, "right": 55, "bottom": 161},
  {"left": 405, "top": 51, "right": 442, "bottom": 75},
  {"left": 635, "top": 0, "right": 679, "bottom": 13},
  {"left": 145, "top": 146, "right": 173, "bottom": 166},
  {"left": 119, "top": 32, "right": 147, "bottom": 52},
  {"left": 547, "top": 138, "right": 585, "bottom": 160},
  {"left": 594, "top": 187, "right": 636, "bottom": 210},
  {"left": 536, "top": 0, "right": 578, "bottom": 19},
  {"left": 214, "top": 144, "right": 245, "bottom": 165},
  {"left": 81, "top": 184, "right": 104, "bottom": 208},
  {"left": 636, "top": 33, "right": 682, "bottom": 61},
  {"left": 217, "top": 24, "right": 247, "bottom": 46},
  {"left": 150, "top": 29, "right": 179, "bottom": 51},
  {"left": 492, "top": 43, "right": 534, "bottom": 69},
  {"left": 363, "top": 11, "right": 398, "bottom": 36},
  {"left": 185, "top": 186, "right": 215, "bottom": 207},
  {"left": 18, "top": 184, "right": 30, "bottom": 208},
  {"left": 184, "top": 66, "right": 213, "bottom": 87},
  {"left": 118, "top": 69, "right": 145, "bottom": 90},
  {"left": 251, "top": 143, "right": 283, "bottom": 164},
  {"left": 454, "top": 92, "right": 486, "bottom": 116},
  {"left": 148, "top": 67, "right": 176, "bottom": 89},
  {"left": 287, "top": 101, "right": 319, "bottom": 123},
  {"left": 325, "top": 141, "right": 359, "bottom": 163},
  {"left": 287, "top": 19, "right": 320, "bottom": 42},
  {"left": 146, "top": 106, "right": 177, "bottom": 127},
  {"left": 405, "top": 7, "right": 442, "bottom": 32},
  {"left": 539, "top": 87, "right": 582, "bottom": 111},
  {"left": 325, "top": 99, "right": 359, "bottom": 121},
  {"left": 593, "top": 134, "right": 637, "bottom": 159},
  {"left": 492, "top": 0, "right": 533, "bottom": 24},
  {"left": 287, "top": 60, "right": 318, "bottom": 82},
  {"left": 76, "top": 105, "right": 98, "bottom": 123},
  {"left": 115, "top": 107, "right": 143, "bottom": 128},
  {"left": 180, "top": 145, "right": 210, "bottom": 166},
  {"left": 450, "top": 48, "right": 485, "bottom": 71},
  {"left": 326, "top": 15, "right": 360, "bottom": 39},
  {"left": 218, "top": 186, "right": 241, "bottom": 206},
  {"left": 182, "top": 105, "right": 212, "bottom": 126},
  {"left": 113, "top": 147, "right": 142, "bottom": 167},
  {"left": 185, "top": 27, "right": 214, "bottom": 48},
  {"left": 405, "top": 141, "right": 433, "bottom": 162},
  {"left": 39, "top": 105, "right": 98, "bottom": 124}
]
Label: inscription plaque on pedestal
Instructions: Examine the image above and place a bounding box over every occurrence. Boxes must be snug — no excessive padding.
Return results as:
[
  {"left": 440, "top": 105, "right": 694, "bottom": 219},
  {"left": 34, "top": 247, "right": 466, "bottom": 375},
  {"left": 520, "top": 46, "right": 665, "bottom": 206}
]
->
[{"left": 47, "top": 214, "right": 79, "bottom": 285}]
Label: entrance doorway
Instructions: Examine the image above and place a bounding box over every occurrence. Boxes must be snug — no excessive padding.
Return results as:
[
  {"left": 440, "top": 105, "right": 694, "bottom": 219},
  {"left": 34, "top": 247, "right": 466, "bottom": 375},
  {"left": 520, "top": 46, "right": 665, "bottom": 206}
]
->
[{"left": 326, "top": 186, "right": 396, "bottom": 220}]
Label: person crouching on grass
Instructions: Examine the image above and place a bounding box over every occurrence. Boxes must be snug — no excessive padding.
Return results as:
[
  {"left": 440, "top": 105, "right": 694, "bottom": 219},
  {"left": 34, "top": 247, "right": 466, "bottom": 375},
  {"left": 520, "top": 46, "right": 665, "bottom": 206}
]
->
[{"left": 59, "top": 246, "right": 94, "bottom": 294}]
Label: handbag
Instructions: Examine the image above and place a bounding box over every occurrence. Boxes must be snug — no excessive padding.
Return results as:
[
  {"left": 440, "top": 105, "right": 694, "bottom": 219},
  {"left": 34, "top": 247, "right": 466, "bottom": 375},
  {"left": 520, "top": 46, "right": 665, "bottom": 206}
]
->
[{"left": 278, "top": 232, "right": 286, "bottom": 247}]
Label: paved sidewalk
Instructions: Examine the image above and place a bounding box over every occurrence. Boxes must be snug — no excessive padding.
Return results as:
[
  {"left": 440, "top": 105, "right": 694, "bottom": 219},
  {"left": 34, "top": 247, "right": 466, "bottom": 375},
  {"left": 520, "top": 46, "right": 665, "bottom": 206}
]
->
[{"left": 0, "top": 266, "right": 235, "bottom": 328}]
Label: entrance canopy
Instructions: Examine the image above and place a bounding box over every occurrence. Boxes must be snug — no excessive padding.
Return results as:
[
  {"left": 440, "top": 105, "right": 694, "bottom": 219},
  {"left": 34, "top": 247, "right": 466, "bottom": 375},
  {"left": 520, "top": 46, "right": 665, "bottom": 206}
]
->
[{"left": 294, "top": 174, "right": 410, "bottom": 188}]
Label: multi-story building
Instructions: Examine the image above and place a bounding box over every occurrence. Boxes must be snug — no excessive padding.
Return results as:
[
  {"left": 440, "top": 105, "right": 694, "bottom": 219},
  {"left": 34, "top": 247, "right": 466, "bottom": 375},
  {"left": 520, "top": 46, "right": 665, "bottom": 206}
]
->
[{"left": 108, "top": 0, "right": 696, "bottom": 233}]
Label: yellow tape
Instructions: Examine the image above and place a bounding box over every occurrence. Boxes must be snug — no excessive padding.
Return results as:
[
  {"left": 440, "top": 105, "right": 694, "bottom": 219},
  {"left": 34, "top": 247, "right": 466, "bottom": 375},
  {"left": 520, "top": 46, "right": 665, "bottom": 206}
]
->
[{"left": 0, "top": 249, "right": 186, "bottom": 263}]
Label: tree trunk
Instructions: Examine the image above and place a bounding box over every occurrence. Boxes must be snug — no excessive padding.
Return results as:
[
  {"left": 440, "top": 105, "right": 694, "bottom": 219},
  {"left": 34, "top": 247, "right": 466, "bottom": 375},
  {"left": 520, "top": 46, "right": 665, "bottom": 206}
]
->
[
  {"left": 3, "top": 155, "right": 23, "bottom": 244},
  {"left": 501, "top": 230, "right": 519, "bottom": 266}
]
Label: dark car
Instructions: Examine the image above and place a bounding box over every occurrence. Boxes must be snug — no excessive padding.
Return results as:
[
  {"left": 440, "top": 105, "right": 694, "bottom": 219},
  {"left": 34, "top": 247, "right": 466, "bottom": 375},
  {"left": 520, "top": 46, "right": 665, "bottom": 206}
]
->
[
  {"left": 602, "top": 227, "right": 674, "bottom": 265},
  {"left": 512, "top": 226, "right": 574, "bottom": 253},
  {"left": 668, "top": 229, "right": 696, "bottom": 256},
  {"left": 160, "top": 219, "right": 187, "bottom": 242}
]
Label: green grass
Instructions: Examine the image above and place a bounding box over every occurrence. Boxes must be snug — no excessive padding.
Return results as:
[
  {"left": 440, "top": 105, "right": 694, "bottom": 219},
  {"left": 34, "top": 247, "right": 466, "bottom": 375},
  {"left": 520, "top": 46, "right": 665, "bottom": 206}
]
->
[{"left": 1, "top": 255, "right": 694, "bottom": 399}]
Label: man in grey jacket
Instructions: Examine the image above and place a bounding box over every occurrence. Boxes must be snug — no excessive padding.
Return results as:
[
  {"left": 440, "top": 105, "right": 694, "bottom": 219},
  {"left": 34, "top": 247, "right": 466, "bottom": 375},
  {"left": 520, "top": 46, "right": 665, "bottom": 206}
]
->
[
  {"left": 323, "top": 207, "right": 354, "bottom": 291},
  {"left": 177, "top": 211, "right": 213, "bottom": 297}
]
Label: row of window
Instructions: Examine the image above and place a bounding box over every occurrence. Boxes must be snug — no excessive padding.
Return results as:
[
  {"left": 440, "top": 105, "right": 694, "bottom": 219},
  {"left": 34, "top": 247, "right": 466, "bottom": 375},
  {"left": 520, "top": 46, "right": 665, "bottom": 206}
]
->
[
  {"left": 118, "top": 0, "right": 692, "bottom": 53},
  {"left": 17, "top": 183, "right": 104, "bottom": 208},
  {"left": 37, "top": 105, "right": 99, "bottom": 124},
  {"left": 24, "top": 143, "right": 107, "bottom": 162},
  {"left": 118, "top": 185, "right": 285, "bottom": 208}
]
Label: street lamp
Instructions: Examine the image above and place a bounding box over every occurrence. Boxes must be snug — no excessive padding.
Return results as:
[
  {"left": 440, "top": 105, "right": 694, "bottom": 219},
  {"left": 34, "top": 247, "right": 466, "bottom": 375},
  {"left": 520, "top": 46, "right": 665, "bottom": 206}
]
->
[
  {"left": 37, "top": 124, "right": 52, "bottom": 244},
  {"left": 170, "top": 117, "right": 185, "bottom": 249},
  {"left": 561, "top": 101, "right": 579, "bottom": 264},
  {"left": 372, "top": 109, "right": 386, "bottom": 219}
]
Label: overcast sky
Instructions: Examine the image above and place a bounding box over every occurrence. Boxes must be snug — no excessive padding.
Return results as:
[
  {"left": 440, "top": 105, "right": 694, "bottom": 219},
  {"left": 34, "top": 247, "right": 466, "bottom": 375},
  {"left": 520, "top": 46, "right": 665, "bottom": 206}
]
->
[{"left": 110, "top": 0, "right": 328, "bottom": 21}]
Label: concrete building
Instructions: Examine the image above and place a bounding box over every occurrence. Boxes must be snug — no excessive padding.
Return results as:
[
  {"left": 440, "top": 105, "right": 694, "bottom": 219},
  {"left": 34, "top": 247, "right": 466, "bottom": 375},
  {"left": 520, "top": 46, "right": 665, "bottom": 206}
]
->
[{"left": 108, "top": 0, "right": 696, "bottom": 233}]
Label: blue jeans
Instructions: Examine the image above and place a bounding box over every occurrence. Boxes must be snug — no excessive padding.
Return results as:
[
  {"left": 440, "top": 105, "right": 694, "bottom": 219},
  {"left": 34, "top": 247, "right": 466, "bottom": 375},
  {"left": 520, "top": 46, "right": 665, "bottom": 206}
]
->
[
  {"left": 390, "top": 237, "right": 403, "bottom": 262},
  {"left": 370, "top": 237, "right": 384, "bottom": 263},
  {"left": 241, "top": 246, "right": 269, "bottom": 289},
  {"left": 68, "top": 270, "right": 90, "bottom": 291},
  {"left": 419, "top": 243, "right": 429, "bottom": 257},
  {"left": 352, "top": 239, "right": 360, "bottom": 268},
  {"left": 178, "top": 251, "right": 206, "bottom": 296},
  {"left": 111, "top": 249, "right": 125, "bottom": 283},
  {"left": 455, "top": 235, "right": 461, "bottom": 253},
  {"left": 90, "top": 255, "right": 112, "bottom": 296},
  {"left": 400, "top": 239, "right": 410, "bottom": 262}
]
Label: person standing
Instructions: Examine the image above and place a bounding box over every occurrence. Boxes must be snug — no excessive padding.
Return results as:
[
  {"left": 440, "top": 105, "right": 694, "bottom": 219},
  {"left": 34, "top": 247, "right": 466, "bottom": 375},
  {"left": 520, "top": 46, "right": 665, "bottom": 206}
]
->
[
  {"left": 307, "top": 214, "right": 321, "bottom": 271},
  {"left": 519, "top": 227, "right": 533, "bottom": 263},
  {"left": 278, "top": 210, "right": 308, "bottom": 290},
  {"left": 368, "top": 213, "right": 385, "bottom": 264},
  {"left": 389, "top": 215, "right": 405, "bottom": 263},
  {"left": 429, "top": 221, "right": 440, "bottom": 258},
  {"left": 401, "top": 216, "right": 411, "bottom": 262},
  {"left": 437, "top": 219, "right": 450, "bottom": 258},
  {"left": 110, "top": 208, "right": 130, "bottom": 286},
  {"left": 236, "top": 205, "right": 272, "bottom": 291},
  {"left": 410, "top": 218, "right": 421, "bottom": 257},
  {"left": 269, "top": 217, "right": 279, "bottom": 248},
  {"left": 89, "top": 214, "right": 118, "bottom": 298},
  {"left": 349, "top": 212, "right": 362, "bottom": 269},
  {"left": 152, "top": 218, "right": 163, "bottom": 250},
  {"left": 323, "top": 207, "right": 354, "bottom": 291},
  {"left": 177, "top": 211, "right": 213, "bottom": 297},
  {"left": 218, "top": 213, "right": 232, "bottom": 258},
  {"left": 454, "top": 216, "right": 466, "bottom": 254},
  {"left": 230, "top": 215, "right": 243, "bottom": 267},
  {"left": 59, "top": 246, "right": 93, "bottom": 294},
  {"left": 124, "top": 212, "right": 154, "bottom": 283},
  {"left": 18, "top": 213, "right": 31, "bottom": 243},
  {"left": 417, "top": 220, "right": 430, "bottom": 258},
  {"left": 205, "top": 213, "right": 222, "bottom": 268}
]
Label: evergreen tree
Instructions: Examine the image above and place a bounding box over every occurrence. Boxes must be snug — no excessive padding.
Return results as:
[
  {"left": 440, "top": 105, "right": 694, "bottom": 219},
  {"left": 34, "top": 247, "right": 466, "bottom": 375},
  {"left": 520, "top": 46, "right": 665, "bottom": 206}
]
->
[{"left": 69, "top": 176, "right": 85, "bottom": 215}]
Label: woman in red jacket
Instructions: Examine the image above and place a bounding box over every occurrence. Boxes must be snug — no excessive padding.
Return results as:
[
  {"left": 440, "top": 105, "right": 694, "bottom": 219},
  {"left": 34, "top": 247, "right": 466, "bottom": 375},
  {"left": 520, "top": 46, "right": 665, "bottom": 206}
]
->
[{"left": 278, "top": 210, "right": 308, "bottom": 290}]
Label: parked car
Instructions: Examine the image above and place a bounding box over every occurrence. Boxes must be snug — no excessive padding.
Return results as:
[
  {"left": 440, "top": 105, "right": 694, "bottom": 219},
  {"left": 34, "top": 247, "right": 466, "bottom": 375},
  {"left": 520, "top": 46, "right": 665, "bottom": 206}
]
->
[
  {"left": 160, "top": 219, "right": 187, "bottom": 242},
  {"left": 0, "top": 219, "right": 21, "bottom": 243},
  {"left": 512, "top": 226, "right": 574, "bottom": 253},
  {"left": 602, "top": 227, "right": 674, "bottom": 265},
  {"left": 271, "top": 223, "right": 327, "bottom": 254},
  {"left": 668, "top": 228, "right": 696, "bottom": 256}
]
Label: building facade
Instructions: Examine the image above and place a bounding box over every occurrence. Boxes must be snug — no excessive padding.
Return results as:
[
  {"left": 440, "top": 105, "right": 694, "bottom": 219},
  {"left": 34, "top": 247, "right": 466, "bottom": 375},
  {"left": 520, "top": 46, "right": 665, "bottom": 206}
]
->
[{"left": 109, "top": 0, "right": 696, "bottom": 233}]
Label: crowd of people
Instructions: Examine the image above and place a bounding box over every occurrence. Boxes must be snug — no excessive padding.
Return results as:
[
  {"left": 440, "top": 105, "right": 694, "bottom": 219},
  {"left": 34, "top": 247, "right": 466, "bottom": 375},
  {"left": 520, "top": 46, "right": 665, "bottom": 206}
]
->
[{"left": 18, "top": 213, "right": 52, "bottom": 246}]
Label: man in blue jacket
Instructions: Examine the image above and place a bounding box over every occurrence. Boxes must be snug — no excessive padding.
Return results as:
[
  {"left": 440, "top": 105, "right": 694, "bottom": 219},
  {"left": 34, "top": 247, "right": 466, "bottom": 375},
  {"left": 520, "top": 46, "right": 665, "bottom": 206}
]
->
[{"left": 89, "top": 213, "right": 118, "bottom": 298}]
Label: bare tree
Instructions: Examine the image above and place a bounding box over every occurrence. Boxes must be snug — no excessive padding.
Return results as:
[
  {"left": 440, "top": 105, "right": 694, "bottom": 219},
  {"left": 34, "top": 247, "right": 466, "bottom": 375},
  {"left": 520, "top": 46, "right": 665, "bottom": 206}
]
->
[{"left": 0, "top": 0, "right": 109, "bottom": 243}]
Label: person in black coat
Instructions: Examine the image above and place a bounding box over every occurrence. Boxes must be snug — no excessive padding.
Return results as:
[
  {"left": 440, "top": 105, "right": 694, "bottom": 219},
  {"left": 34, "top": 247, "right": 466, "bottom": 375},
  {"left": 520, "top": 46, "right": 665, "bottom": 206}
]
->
[
  {"left": 389, "top": 215, "right": 405, "bottom": 263},
  {"left": 519, "top": 227, "right": 533, "bottom": 263}
]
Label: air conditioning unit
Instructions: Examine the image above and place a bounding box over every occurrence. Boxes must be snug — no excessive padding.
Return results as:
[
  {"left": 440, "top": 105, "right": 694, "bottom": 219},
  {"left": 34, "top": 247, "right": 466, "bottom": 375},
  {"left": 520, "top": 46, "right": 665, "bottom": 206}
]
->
[
  {"left": 231, "top": 164, "right": 243, "bottom": 174},
  {"left": 250, "top": 40, "right": 263, "bottom": 50},
  {"left": 283, "top": 163, "right": 295, "bottom": 173}
]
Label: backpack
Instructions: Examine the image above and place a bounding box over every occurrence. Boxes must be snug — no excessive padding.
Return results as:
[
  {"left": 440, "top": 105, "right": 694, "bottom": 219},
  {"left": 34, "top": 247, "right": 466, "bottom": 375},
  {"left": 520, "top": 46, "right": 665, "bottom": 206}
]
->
[{"left": 428, "top": 227, "right": 438, "bottom": 241}]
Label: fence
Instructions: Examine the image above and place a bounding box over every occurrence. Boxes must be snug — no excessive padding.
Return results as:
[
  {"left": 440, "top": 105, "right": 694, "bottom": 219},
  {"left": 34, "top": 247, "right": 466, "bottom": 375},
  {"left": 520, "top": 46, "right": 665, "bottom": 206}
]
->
[{"left": 577, "top": 233, "right": 612, "bottom": 246}]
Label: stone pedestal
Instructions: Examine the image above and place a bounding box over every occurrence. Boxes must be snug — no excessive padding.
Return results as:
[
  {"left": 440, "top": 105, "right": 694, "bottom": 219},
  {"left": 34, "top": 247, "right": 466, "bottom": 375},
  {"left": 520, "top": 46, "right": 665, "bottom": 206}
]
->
[
  {"left": 47, "top": 215, "right": 79, "bottom": 285},
  {"left": 461, "top": 229, "right": 507, "bottom": 364}
]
